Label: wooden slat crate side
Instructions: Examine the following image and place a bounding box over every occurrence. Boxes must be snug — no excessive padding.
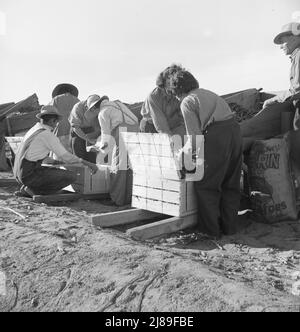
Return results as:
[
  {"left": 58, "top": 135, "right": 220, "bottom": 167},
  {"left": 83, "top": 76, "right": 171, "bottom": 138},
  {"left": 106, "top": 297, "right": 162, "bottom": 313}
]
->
[
  {"left": 65, "top": 165, "right": 110, "bottom": 195},
  {"left": 137, "top": 133, "right": 155, "bottom": 145},
  {"left": 121, "top": 132, "right": 140, "bottom": 144},
  {"left": 162, "top": 202, "right": 181, "bottom": 217},
  {"left": 153, "top": 134, "right": 173, "bottom": 146},
  {"left": 130, "top": 154, "right": 177, "bottom": 170},
  {"left": 133, "top": 174, "right": 182, "bottom": 192},
  {"left": 133, "top": 185, "right": 182, "bottom": 205}
]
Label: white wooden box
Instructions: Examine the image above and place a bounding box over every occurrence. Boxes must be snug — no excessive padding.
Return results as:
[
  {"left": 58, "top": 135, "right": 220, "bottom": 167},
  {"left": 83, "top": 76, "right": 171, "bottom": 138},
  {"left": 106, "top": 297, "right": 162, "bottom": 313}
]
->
[
  {"left": 64, "top": 164, "right": 110, "bottom": 195},
  {"left": 122, "top": 133, "right": 204, "bottom": 217}
]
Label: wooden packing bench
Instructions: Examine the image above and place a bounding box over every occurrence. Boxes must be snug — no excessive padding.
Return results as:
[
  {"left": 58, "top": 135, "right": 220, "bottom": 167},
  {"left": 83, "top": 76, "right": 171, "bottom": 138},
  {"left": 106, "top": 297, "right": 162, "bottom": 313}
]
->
[{"left": 90, "top": 133, "right": 204, "bottom": 241}]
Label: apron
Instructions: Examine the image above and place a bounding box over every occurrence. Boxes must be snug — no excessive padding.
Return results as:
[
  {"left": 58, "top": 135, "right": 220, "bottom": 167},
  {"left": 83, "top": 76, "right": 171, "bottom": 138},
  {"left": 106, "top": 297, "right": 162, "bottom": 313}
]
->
[
  {"left": 13, "top": 128, "right": 46, "bottom": 183},
  {"left": 109, "top": 102, "right": 139, "bottom": 206}
]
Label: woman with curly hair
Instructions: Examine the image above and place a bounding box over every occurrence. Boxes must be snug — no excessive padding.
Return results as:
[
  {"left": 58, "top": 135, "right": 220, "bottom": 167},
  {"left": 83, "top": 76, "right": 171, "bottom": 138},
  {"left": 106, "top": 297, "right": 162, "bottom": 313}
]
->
[
  {"left": 166, "top": 65, "right": 243, "bottom": 239},
  {"left": 140, "top": 65, "right": 186, "bottom": 138}
]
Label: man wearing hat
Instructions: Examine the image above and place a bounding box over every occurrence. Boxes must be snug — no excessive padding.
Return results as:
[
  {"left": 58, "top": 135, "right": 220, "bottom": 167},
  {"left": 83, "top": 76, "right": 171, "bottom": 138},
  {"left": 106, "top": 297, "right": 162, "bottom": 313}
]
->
[
  {"left": 69, "top": 95, "right": 107, "bottom": 163},
  {"left": 240, "top": 22, "right": 300, "bottom": 149},
  {"left": 14, "top": 105, "right": 98, "bottom": 198},
  {"left": 49, "top": 83, "right": 80, "bottom": 152}
]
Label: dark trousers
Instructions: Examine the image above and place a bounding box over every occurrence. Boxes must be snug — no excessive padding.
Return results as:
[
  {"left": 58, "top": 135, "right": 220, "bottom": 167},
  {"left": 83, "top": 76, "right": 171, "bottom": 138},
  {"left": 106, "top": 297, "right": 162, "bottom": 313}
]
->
[
  {"left": 140, "top": 119, "right": 157, "bottom": 133},
  {"left": 20, "top": 159, "right": 77, "bottom": 195},
  {"left": 194, "top": 118, "right": 243, "bottom": 238},
  {"left": 70, "top": 134, "right": 96, "bottom": 163}
]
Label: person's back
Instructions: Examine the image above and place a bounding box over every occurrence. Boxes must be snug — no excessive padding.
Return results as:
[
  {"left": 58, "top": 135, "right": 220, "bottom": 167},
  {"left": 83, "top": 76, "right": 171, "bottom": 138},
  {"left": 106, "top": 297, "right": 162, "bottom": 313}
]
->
[
  {"left": 182, "top": 88, "right": 234, "bottom": 134},
  {"left": 50, "top": 93, "right": 80, "bottom": 137},
  {"left": 140, "top": 66, "right": 186, "bottom": 138}
]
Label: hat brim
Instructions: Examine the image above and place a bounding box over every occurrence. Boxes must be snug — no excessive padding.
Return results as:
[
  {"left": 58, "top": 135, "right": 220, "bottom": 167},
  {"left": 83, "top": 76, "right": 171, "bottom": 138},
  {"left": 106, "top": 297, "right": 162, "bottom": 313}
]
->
[
  {"left": 274, "top": 31, "right": 293, "bottom": 44},
  {"left": 36, "top": 113, "right": 63, "bottom": 120},
  {"left": 87, "top": 100, "right": 101, "bottom": 111},
  {"left": 52, "top": 84, "right": 79, "bottom": 98}
]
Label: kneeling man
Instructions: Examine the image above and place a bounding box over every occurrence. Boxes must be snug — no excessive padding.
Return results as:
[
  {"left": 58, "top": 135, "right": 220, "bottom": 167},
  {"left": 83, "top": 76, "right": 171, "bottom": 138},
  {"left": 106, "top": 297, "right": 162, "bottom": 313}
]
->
[{"left": 14, "top": 106, "right": 98, "bottom": 197}]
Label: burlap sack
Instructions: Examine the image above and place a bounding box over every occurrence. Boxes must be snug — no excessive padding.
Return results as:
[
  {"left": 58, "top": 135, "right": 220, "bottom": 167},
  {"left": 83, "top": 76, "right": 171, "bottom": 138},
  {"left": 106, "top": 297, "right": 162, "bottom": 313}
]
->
[{"left": 248, "top": 138, "right": 298, "bottom": 223}]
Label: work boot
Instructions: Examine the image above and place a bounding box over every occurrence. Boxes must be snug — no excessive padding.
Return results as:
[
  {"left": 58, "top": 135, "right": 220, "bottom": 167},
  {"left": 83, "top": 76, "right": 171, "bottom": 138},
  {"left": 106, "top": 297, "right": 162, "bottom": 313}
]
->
[{"left": 14, "top": 186, "right": 35, "bottom": 198}]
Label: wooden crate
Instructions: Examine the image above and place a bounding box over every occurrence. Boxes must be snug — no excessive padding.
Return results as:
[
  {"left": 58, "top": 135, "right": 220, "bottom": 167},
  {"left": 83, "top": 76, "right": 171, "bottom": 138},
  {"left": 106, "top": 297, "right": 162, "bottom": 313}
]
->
[
  {"left": 6, "top": 111, "right": 39, "bottom": 136},
  {"left": 5, "top": 137, "right": 23, "bottom": 154},
  {"left": 122, "top": 133, "right": 204, "bottom": 217},
  {"left": 64, "top": 164, "right": 110, "bottom": 195}
]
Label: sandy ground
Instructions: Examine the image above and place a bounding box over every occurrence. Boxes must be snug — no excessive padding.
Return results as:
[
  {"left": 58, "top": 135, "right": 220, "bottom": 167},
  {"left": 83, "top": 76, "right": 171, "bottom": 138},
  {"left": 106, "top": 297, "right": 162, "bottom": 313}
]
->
[{"left": 1, "top": 172, "right": 300, "bottom": 312}]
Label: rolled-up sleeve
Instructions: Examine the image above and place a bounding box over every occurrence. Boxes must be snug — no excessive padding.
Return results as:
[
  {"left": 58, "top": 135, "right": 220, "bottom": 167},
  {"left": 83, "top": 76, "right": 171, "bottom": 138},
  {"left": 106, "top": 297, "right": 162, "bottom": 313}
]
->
[
  {"left": 69, "top": 103, "right": 83, "bottom": 128},
  {"left": 181, "top": 96, "right": 202, "bottom": 151},
  {"left": 98, "top": 108, "right": 113, "bottom": 151}
]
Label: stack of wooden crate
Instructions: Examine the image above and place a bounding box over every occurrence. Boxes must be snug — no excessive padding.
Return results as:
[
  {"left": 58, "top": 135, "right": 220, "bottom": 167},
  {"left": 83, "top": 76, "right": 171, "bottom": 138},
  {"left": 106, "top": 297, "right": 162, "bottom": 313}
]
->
[{"left": 122, "top": 132, "right": 204, "bottom": 217}]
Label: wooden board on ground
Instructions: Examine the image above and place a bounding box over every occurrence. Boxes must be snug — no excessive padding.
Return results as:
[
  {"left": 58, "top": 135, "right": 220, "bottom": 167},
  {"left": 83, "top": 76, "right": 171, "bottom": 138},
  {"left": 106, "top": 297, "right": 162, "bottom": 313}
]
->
[
  {"left": 127, "top": 213, "right": 198, "bottom": 241},
  {"left": 91, "top": 209, "right": 164, "bottom": 228},
  {"left": 0, "top": 178, "right": 17, "bottom": 186},
  {"left": 33, "top": 192, "right": 109, "bottom": 204}
]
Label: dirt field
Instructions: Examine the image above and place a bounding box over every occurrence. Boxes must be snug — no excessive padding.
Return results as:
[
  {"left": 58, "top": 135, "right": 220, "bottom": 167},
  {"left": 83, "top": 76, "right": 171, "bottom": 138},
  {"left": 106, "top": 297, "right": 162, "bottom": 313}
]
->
[{"left": 1, "top": 171, "right": 300, "bottom": 312}]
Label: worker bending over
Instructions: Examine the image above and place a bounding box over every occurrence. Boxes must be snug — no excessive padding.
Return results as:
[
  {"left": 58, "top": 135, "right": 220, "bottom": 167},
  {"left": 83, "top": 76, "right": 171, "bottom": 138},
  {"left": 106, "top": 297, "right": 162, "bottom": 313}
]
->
[
  {"left": 96, "top": 96, "right": 139, "bottom": 206},
  {"left": 140, "top": 65, "right": 186, "bottom": 139},
  {"left": 69, "top": 95, "right": 104, "bottom": 163},
  {"left": 14, "top": 106, "right": 98, "bottom": 198},
  {"left": 166, "top": 65, "right": 243, "bottom": 239}
]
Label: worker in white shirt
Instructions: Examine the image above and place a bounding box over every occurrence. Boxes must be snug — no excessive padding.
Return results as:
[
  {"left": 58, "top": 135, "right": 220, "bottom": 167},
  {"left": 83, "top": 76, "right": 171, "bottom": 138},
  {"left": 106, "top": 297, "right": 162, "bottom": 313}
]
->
[
  {"left": 96, "top": 97, "right": 139, "bottom": 206},
  {"left": 69, "top": 95, "right": 106, "bottom": 163},
  {"left": 14, "top": 106, "right": 98, "bottom": 198}
]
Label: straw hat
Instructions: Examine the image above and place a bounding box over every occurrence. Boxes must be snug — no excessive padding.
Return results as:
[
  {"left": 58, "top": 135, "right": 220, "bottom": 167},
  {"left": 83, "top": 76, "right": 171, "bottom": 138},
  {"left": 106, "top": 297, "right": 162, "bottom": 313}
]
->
[{"left": 87, "top": 95, "right": 109, "bottom": 111}]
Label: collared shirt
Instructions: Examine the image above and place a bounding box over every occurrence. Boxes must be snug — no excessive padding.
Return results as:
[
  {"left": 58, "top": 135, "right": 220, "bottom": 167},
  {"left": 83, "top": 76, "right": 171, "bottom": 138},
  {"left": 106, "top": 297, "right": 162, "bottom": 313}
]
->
[
  {"left": 141, "top": 87, "right": 185, "bottom": 135},
  {"left": 49, "top": 93, "right": 80, "bottom": 136},
  {"left": 69, "top": 101, "right": 90, "bottom": 128},
  {"left": 98, "top": 100, "right": 138, "bottom": 150},
  {"left": 24, "top": 123, "right": 81, "bottom": 164},
  {"left": 290, "top": 47, "right": 300, "bottom": 95},
  {"left": 181, "top": 88, "right": 234, "bottom": 136}
]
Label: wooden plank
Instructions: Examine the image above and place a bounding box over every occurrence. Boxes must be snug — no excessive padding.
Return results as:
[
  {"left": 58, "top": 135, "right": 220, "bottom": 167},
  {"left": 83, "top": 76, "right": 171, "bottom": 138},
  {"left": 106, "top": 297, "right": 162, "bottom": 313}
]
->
[
  {"left": 138, "top": 133, "right": 155, "bottom": 145},
  {"left": 153, "top": 134, "right": 172, "bottom": 146},
  {"left": 127, "top": 213, "right": 198, "bottom": 241},
  {"left": 132, "top": 196, "right": 147, "bottom": 210},
  {"left": 133, "top": 175, "right": 182, "bottom": 192},
  {"left": 64, "top": 165, "right": 110, "bottom": 195},
  {"left": 0, "top": 178, "right": 17, "bottom": 186},
  {"left": 0, "top": 103, "right": 15, "bottom": 112},
  {"left": 186, "top": 182, "right": 198, "bottom": 212},
  {"left": 121, "top": 132, "right": 140, "bottom": 144},
  {"left": 91, "top": 209, "right": 163, "bottom": 228},
  {"left": 0, "top": 94, "right": 40, "bottom": 121},
  {"left": 163, "top": 202, "right": 181, "bottom": 216},
  {"left": 145, "top": 199, "right": 164, "bottom": 214},
  {"left": 7, "top": 111, "right": 39, "bottom": 135},
  {"left": 132, "top": 185, "right": 181, "bottom": 205},
  {"left": 33, "top": 193, "right": 109, "bottom": 204}
]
